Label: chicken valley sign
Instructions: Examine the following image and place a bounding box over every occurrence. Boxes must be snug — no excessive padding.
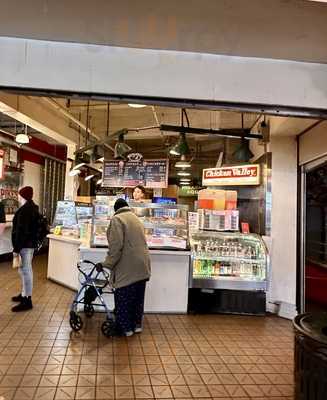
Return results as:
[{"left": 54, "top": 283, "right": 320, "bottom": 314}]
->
[{"left": 202, "top": 164, "right": 260, "bottom": 186}]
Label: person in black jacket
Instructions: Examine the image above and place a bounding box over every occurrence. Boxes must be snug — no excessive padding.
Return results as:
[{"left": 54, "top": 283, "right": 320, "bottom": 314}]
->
[
  {"left": 0, "top": 201, "right": 6, "bottom": 235},
  {"left": 11, "top": 186, "right": 39, "bottom": 312}
]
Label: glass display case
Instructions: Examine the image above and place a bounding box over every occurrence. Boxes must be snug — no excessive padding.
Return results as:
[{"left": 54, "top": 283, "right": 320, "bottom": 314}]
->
[
  {"left": 52, "top": 200, "right": 79, "bottom": 238},
  {"left": 190, "top": 231, "right": 268, "bottom": 291},
  {"left": 129, "top": 202, "right": 189, "bottom": 249},
  {"left": 92, "top": 199, "right": 114, "bottom": 247},
  {"left": 76, "top": 204, "right": 93, "bottom": 246}
]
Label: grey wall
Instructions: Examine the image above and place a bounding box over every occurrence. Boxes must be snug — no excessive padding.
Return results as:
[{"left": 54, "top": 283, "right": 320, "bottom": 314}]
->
[{"left": 0, "top": 0, "right": 327, "bottom": 63}]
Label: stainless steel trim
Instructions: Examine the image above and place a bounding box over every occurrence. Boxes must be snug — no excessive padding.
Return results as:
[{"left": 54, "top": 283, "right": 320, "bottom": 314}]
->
[
  {"left": 300, "top": 165, "right": 306, "bottom": 313},
  {"left": 191, "top": 278, "right": 267, "bottom": 291}
]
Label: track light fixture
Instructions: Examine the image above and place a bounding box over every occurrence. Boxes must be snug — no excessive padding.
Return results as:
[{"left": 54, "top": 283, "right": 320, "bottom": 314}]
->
[
  {"left": 69, "top": 169, "right": 81, "bottom": 177},
  {"left": 84, "top": 174, "right": 95, "bottom": 181},
  {"left": 169, "top": 133, "right": 190, "bottom": 156},
  {"left": 91, "top": 145, "right": 104, "bottom": 163},
  {"left": 114, "top": 133, "right": 132, "bottom": 160}
]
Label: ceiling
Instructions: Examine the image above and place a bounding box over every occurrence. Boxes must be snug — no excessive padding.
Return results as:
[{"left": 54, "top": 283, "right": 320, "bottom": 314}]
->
[
  {"left": 65, "top": 100, "right": 260, "bottom": 137},
  {"left": 60, "top": 99, "right": 262, "bottom": 163},
  {"left": 0, "top": 112, "right": 62, "bottom": 145},
  {"left": 0, "top": 93, "right": 321, "bottom": 184}
]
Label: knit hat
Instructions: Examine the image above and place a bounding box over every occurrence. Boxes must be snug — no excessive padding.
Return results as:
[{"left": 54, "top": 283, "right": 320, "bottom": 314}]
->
[
  {"left": 19, "top": 186, "right": 33, "bottom": 201},
  {"left": 114, "top": 198, "right": 128, "bottom": 212}
]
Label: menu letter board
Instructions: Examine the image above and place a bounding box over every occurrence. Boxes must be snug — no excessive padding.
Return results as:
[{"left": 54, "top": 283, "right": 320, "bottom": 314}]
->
[
  {"left": 103, "top": 159, "right": 168, "bottom": 188},
  {"left": 202, "top": 164, "right": 260, "bottom": 186}
]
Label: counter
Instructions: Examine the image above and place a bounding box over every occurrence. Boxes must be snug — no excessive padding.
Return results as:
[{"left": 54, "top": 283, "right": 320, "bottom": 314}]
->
[
  {"left": 0, "top": 215, "right": 14, "bottom": 256},
  {"left": 47, "top": 235, "right": 190, "bottom": 313},
  {"left": 47, "top": 234, "right": 82, "bottom": 290}
]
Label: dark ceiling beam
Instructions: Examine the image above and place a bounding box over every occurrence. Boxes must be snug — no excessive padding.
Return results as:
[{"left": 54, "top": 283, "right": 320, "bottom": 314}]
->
[{"left": 160, "top": 124, "right": 263, "bottom": 140}]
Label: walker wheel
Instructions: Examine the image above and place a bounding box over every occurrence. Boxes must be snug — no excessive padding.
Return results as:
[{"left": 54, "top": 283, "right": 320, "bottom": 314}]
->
[
  {"left": 84, "top": 304, "right": 94, "bottom": 318},
  {"left": 69, "top": 312, "right": 83, "bottom": 331},
  {"left": 101, "top": 319, "right": 115, "bottom": 337}
]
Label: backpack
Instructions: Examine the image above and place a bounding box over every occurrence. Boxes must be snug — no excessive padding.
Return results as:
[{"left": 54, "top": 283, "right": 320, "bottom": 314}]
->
[{"left": 36, "top": 213, "right": 50, "bottom": 251}]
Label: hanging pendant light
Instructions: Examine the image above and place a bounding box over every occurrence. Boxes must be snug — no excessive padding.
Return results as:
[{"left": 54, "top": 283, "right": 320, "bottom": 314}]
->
[
  {"left": 15, "top": 125, "right": 30, "bottom": 144},
  {"left": 175, "top": 155, "right": 191, "bottom": 168},
  {"left": 177, "top": 170, "right": 191, "bottom": 177},
  {"left": 232, "top": 138, "right": 254, "bottom": 162}
]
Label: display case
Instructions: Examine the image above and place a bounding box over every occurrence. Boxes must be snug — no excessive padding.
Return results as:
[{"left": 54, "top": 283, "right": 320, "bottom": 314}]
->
[
  {"left": 129, "top": 202, "right": 189, "bottom": 250},
  {"left": 52, "top": 200, "right": 79, "bottom": 238},
  {"left": 76, "top": 204, "right": 93, "bottom": 246},
  {"left": 190, "top": 231, "right": 268, "bottom": 291},
  {"left": 92, "top": 199, "right": 114, "bottom": 247}
]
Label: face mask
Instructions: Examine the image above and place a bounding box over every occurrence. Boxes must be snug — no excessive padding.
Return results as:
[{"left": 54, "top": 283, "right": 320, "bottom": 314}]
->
[{"left": 18, "top": 195, "right": 26, "bottom": 206}]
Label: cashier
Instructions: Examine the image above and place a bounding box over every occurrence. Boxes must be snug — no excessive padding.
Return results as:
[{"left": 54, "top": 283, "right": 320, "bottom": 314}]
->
[{"left": 133, "top": 185, "right": 146, "bottom": 202}]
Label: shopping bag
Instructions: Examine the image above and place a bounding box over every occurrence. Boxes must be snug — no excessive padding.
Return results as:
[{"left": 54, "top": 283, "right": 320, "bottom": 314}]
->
[{"left": 12, "top": 254, "right": 21, "bottom": 269}]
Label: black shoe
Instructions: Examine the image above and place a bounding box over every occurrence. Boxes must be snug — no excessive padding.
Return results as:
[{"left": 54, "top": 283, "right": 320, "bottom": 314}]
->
[
  {"left": 11, "top": 297, "right": 33, "bottom": 312},
  {"left": 12, "top": 294, "right": 23, "bottom": 302}
]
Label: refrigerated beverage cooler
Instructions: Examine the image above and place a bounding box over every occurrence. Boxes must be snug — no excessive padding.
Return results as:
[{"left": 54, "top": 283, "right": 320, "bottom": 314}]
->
[{"left": 188, "top": 231, "right": 268, "bottom": 315}]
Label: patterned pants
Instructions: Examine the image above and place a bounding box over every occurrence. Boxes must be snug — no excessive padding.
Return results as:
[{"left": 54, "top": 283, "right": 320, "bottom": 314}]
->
[{"left": 114, "top": 280, "right": 147, "bottom": 334}]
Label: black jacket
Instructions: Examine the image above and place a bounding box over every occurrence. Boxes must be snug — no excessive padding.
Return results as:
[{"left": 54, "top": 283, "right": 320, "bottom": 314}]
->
[{"left": 12, "top": 200, "right": 39, "bottom": 253}]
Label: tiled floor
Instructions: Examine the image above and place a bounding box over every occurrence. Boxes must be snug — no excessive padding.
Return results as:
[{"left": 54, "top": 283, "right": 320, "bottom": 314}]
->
[{"left": 0, "top": 255, "right": 294, "bottom": 399}]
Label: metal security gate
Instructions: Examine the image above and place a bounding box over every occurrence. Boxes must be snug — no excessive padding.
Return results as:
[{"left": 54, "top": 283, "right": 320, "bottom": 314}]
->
[{"left": 42, "top": 158, "right": 65, "bottom": 223}]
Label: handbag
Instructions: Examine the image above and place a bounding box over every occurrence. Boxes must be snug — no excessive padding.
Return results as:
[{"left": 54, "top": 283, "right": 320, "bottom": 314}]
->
[{"left": 12, "top": 253, "right": 22, "bottom": 269}]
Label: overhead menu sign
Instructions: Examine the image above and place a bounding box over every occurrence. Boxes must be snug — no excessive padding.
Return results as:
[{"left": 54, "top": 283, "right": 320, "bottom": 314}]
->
[
  {"left": 103, "top": 159, "right": 168, "bottom": 188},
  {"left": 202, "top": 164, "right": 260, "bottom": 186}
]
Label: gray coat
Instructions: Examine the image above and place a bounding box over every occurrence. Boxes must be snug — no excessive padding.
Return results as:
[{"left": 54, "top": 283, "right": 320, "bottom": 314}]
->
[{"left": 104, "top": 207, "right": 151, "bottom": 288}]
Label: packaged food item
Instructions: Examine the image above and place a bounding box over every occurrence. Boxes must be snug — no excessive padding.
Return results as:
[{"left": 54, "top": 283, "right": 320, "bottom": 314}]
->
[
  {"left": 225, "top": 191, "right": 237, "bottom": 210},
  {"left": 198, "top": 198, "right": 214, "bottom": 210},
  {"left": 198, "top": 189, "right": 225, "bottom": 210}
]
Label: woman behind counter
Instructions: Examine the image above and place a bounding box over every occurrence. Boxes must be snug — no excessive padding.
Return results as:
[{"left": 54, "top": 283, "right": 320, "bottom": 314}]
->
[{"left": 132, "top": 185, "right": 146, "bottom": 202}]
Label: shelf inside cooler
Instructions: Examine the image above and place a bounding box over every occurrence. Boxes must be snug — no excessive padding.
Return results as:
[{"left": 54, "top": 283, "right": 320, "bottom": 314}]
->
[
  {"left": 192, "top": 255, "right": 265, "bottom": 263},
  {"left": 192, "top": 274, "right": 266, "bottom": 282},
  {"left": 142, "top": 222, "right": 188, "bottom": 229}
]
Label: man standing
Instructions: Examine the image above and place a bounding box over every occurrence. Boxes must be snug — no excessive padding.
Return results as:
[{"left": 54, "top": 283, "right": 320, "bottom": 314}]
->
[
  {"left": 11, "top": 186, "right": 39, "bottom": 312},
  {"left": 97, "top": 199, "right": 151, "bottom": 336}
]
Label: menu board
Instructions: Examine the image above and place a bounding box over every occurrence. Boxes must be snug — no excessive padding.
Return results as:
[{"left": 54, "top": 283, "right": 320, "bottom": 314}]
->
[{"left": 103, "top": 159, "right": 168, "bottom": 188}]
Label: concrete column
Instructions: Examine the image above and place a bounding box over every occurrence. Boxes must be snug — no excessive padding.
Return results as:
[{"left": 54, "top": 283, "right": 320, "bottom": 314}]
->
[
  {"left": 270, "top": 135, "right": 298, "bottom": 319},
  {"left": 64, "top": 144, "right": 79, "bottom": 200}
]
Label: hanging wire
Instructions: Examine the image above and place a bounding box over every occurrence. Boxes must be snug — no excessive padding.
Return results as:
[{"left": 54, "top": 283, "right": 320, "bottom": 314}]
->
[
  {"left": 78, "top": 112, "right": 81, "bottom": 150},
  {"left": 183, "top": 109, "right": 190, "bottom": 127},
  {"left": 85, "top": 100, "right": 90, "bottom": 146},
  {"left": 106, "top": 103, "right": 110, "bottom": 138}
]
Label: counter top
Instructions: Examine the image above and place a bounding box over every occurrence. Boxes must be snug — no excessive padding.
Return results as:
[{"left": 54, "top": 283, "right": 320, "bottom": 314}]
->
[
  {"left": 47, "top": 234, "right": 82, "bottom": 245},
  {"left": 80, "top": 246, "right": 190, "bottom": 256},
  {"left": 49, "top": 236, "right": 190, "bottom": 255}
]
